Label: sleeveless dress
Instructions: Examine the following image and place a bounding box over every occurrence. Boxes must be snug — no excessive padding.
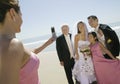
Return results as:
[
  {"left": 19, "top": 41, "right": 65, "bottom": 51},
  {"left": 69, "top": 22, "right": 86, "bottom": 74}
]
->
[
  {"left": 90, "top": 42, "right": 120, "bottom": 84},
  {"left": 20, "top": 52, "right": 40, "bottom": 84},
  {"left": 72, "top": 40, "right": 96, "bottom": 84}
]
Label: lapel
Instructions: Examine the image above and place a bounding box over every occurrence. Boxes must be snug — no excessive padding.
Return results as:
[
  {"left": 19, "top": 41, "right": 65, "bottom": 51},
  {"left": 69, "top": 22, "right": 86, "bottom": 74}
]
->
[
  {"left": 99, "top": 24, "right": 110, "bottom": 44},
  {"left": 99, "top": 24, "right": 109, "bottom": 35},
  {"left": 99, "top": 24, "right": 107, "bottom": 30}
]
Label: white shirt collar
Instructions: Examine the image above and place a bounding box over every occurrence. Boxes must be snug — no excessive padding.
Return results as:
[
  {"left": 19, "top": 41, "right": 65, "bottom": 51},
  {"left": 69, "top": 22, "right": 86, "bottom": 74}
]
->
[
  {"left": 94, "top": 24, "right": 100, "bottom": 32},
  {"left": 64, "top": 34, "right": 69, "bottom": 37}
]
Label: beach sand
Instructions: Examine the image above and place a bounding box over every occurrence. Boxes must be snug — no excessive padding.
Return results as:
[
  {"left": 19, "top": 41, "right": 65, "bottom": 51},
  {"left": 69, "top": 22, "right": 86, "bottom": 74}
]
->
[
  {"left": 38, "top": 51, "right": 120, "bottom": 84},
  {"left": 38, "top": 51, "right": 69, "bottom": 84}
]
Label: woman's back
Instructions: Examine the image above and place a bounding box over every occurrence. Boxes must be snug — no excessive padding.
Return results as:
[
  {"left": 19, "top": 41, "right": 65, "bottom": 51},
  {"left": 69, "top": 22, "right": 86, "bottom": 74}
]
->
[{"left": 0, "top": 37, "right": 24, "bottom": 84}]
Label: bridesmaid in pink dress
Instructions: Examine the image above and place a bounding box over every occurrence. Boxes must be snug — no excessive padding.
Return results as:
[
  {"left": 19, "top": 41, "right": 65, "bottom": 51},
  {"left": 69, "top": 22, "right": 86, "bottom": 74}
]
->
[
  {"left": 88, "top": 32, "right": 120, "bottom": 84},
  {"left": 0, "top": 1, "right": 56, "bottom": 84}
]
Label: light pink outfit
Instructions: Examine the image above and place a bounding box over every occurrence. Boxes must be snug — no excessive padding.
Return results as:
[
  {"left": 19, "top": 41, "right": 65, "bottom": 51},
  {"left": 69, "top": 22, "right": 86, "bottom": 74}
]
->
[
  {"left": 20, "top": 52, "right": 40, "bottom": 84},
  {"left": 90, "top": 42, "right": 120, "bottom": 84}
]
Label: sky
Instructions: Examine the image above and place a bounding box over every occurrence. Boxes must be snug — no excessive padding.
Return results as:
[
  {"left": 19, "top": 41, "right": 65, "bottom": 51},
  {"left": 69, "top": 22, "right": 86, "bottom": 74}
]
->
[{"left": 17, "top": 0, "right": 120, "bottom": 39}]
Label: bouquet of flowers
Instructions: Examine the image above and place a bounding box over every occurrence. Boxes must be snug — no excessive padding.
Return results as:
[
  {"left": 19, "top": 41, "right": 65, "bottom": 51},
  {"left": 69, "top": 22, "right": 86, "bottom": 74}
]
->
[{"left": 80, "top": 46, "right": 91, "bottom": 56}]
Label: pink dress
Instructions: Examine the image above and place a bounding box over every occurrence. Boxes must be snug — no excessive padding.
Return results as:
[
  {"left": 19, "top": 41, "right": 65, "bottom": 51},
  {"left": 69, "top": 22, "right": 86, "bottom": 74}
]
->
[
  {"left": 20, "top": 52, "right": 40, "bottom": 84},
  {"left": 90, "top": 42, "right": 120, "bottom": 84}
]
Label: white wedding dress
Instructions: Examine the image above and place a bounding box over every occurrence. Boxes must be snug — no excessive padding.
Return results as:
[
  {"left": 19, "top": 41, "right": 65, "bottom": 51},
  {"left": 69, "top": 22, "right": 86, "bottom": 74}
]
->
[{"left": 72, "top": 40, "right": 96, "bottom": 84}]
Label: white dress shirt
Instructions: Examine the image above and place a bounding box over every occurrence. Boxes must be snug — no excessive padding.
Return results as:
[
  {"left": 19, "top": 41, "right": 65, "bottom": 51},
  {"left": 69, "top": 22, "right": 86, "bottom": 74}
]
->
[
  {"left": 94, "top": 24, "right": 106, "bottom": 47},
  {"left": 64, "top": 34, "right": 74, "bottom": 58}
]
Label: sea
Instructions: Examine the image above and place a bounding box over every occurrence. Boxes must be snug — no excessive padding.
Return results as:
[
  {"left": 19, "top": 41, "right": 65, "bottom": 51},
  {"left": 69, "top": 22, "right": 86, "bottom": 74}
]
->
[{"left": 18, "top": 23, "right": 120, "bottom": 52}]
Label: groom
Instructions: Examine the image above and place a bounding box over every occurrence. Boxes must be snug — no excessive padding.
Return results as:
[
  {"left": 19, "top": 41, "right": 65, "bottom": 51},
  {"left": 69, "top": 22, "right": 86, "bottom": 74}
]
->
[
  {"left": 56, "top": 25, "right": 75, "bottom": 84},
  {"left": 87, "top": 15, "right": 120, "bottom": 59}
]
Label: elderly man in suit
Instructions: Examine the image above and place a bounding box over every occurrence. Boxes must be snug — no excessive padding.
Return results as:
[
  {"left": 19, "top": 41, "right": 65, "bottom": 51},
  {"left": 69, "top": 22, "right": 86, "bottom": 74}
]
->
[{"left": 56, "top": 25, "right": 75, "bottom": 84}]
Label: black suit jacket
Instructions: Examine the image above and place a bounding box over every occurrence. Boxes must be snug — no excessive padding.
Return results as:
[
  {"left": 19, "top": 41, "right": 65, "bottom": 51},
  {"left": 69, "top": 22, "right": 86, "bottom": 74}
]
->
[
  {"left": 99, "top": 24, "right": 120, "bottom": 57},
  {"left": 56, "top": 34, "right": 72, "bottom": 64}
]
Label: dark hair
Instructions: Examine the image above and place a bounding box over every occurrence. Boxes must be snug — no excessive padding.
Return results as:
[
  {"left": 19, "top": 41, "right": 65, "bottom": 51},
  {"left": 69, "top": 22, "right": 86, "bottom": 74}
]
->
[
  {"left": 0, "top": 0, "right": 20, "bottom": 23},
  {"left": 87, "top": 15, "right": 98, "bottom": 20},
  {"left": 88, "top": 32, "right": 98, "bottom": 41},
  {"left": 77, "top": 21, "right": 84, "bottom": 34}
]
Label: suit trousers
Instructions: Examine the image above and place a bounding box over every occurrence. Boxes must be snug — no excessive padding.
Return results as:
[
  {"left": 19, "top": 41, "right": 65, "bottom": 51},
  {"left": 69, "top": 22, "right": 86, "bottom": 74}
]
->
[{"left": 64, "top": 58, "right": 75, "bottom": 84}]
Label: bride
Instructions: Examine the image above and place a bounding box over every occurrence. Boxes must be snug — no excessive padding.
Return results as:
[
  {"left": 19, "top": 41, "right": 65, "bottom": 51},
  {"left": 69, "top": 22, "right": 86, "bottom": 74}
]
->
[{"left": 72, "top": 21, "right": 96, "bottom": 84}]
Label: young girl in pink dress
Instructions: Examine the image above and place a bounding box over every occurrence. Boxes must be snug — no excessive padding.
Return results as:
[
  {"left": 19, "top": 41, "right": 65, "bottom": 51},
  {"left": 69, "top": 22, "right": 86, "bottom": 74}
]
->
[{"left": 88, "top": 32, "right": 120, "bottom": 84}]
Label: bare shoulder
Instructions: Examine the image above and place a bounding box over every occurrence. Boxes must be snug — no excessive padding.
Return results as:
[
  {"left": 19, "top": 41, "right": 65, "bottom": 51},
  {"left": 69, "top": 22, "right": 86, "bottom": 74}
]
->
[
  {"left": 98, "top": 42, "right": 105, "bottom": 50},
  {"left": 10, "top": 38, "right": 24, "bottom": 50},
  {"left": 8, "top": 38, "right": 24, "bottom": 59},
  {"left": 98, "top": 42, "right": 103, "bottom": 47},
  {"left": 10, "top": 38, "right": 23, "bottom": 46},
  {"left": 75, "top": 34, "right": 80, "bottom": 40},
  {"left": 75, "top": 34, "right": 79, "bottom": 38},
  {"left": 75, "top": 34, "right": 79, "bottom": 37}
]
